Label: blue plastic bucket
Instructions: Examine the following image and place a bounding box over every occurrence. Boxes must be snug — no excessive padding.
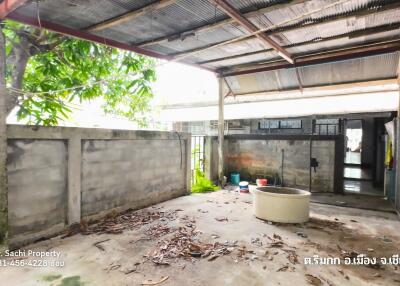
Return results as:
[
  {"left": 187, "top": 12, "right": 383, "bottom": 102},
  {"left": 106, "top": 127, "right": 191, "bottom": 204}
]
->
[{"left": 231, "top": 173, "right": 240, "bottom": 185}]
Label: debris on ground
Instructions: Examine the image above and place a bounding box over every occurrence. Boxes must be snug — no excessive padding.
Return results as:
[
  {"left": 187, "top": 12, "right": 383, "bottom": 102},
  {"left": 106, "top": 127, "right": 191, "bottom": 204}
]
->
[
  {"left": 122, "top": 268, "right": 137, "bottom": 275},
  {"left": 93, "top": 239, "right": 110, "bottom": 251},
  {"left": 277, "top": 264, "right": 295, "bottom": 272},
  {"left": 337, "top": 244, "right": 358, "bottom": 260},
  {"left": 337, "top": 269, "right": 350, "bottom": 280},
  {"left": 307, "top": 217, "right": 344, "bottom": 231},
  {"left": 305, "top": 274, "right": 322, "bottom": 286},
  {"left": 264, "top": 250, "right": 275, "bottom": 261},
  {"left": 251, "top": 237, "right": 262, "bottom": 246},
  {"left": 61, "top": 220, "right": 89, "bottom": 238},
  {"left": 295, "top": 231, "right": 308, "bottom": 238},
  {"left": 285, "top": 249, "right": 299, "bottom": 264},
  {"left": 337, "top": 245, "right": 382, "bottom": 269},
  {"left": 277, "top": 265, "right": 288, "bottom": 272},
  {"left": 146, "top": 226, "right": 235, "bottom": 265},
  {"left": 215, "top": 216, "right": 228, "bottom": 222},
  {"left": 266, "top": 234, "right": 285, "bottom": 248},
  {"left": 104, "top": 263, "right": 121, "bottom": 273},
  {"left": 320, "top": 276, "right": 336, "bottom": 286},
  {"left": 144, "top": 224, "right": 176, "bottom": 238},
  {"left": 79, "top": 209, "right": 179, "bottom": 235},
  {"left": 237, "top": 245, "right": 257, "bottom": 261},
  {"left": 180, "top": 215, "right": 196, "bottom": 225},
  {"left": 142, "top": 276, "right": 169, "bottom": 285}
]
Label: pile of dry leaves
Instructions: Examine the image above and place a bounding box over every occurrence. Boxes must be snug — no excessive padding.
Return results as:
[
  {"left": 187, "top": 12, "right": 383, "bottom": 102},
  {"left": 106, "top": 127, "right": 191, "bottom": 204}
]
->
[
  {"left": 146, "top": 226, "right": 236, "bottom": 265},
  {"left": 63, "top": 208, "right": 180, "bottom": 238},
  {"left": 85, "top": 209, "right": 179, "bottom": 235}
]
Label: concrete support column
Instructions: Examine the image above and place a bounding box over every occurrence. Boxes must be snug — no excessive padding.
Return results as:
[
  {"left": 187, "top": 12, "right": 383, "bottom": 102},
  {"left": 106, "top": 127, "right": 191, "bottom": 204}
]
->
[
  {"left": 396, "top": 61, "right": 400, "bottom": 210},
  {"left": 0, "top": 27, "right": 8, "bottom": 250},
  {"left": 218, "top": 77, "right": 224, "bottom": 187},
  {"left": 67, "top": 136, "right": 81, "bottom": 224},
  {"left": 204, "top": 136, "right": 213, "bottom": 181}
]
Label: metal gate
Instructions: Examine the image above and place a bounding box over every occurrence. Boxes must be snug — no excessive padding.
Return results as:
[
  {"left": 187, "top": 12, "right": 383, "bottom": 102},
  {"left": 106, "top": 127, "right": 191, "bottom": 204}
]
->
[{"left": 191, "top": 135, "right": 205, "bottom": 184}]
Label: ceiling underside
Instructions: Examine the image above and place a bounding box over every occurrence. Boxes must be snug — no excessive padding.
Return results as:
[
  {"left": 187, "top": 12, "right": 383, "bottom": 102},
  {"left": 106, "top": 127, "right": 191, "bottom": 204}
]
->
[{"left": 5, "top": 0, "right": 400, "bottom": 94}]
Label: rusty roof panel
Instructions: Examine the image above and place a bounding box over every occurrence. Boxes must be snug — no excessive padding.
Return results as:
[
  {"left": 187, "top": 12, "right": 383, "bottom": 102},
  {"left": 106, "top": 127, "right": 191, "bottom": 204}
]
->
[
  {"left": 225, "top": 52, "right": 400, "bottom": 94},
  {"left": 15, "top": 0, "right": 128, "bottom": 29},
  {"left": 225, "top": 67, "right": 299, "bottom": 94},
  {"left": 298, "top": 52, "right": 400, "bottom": 87}
]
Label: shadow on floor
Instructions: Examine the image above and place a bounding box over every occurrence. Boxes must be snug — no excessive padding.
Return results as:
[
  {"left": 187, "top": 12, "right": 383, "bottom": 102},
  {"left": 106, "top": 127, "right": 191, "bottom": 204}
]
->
[{"left": 310, "top": 192, "right": 395, "bottom": 213}]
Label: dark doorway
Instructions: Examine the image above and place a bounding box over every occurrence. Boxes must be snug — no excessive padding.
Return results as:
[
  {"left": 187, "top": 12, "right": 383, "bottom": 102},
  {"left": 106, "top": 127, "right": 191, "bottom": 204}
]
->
[{"left": 343, "top": 118, "right": 384, "bottom": 196}]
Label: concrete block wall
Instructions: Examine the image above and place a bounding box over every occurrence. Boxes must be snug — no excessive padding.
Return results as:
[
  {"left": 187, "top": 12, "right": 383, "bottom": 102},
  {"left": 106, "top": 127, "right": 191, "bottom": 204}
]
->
[
  {"left": 7, "top": 139, "right": 68, "bottom": 247},
  {"left": 6, "top": 125, "right": 190, "bottom": 248},
  {"left": 208, "top": 135, "right": 338, "bottom": 192},
  {"left": 81, "top": 139, "right": 186, "bottom": 217}
]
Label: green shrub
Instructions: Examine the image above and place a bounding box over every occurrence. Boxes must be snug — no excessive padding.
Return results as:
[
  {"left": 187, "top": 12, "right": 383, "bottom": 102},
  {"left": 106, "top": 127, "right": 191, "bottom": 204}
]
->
[{"left": 192, "top": 168, "right": 218, "bottom": 193}]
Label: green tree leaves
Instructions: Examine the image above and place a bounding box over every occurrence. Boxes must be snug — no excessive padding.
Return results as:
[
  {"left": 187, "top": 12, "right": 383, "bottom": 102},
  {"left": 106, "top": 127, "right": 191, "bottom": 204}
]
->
[{"left": 4, "top": 20, "right": 156, "bottom": 126}]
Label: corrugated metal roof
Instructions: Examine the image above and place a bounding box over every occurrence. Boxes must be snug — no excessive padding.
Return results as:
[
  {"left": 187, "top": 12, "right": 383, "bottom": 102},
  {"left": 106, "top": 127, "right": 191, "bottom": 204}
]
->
[
  {"left": 225, "top": 52, "right": 400, "bottom": 94},
  {"left": 10, "top": 0, "right": 400, "bottom": 91}
]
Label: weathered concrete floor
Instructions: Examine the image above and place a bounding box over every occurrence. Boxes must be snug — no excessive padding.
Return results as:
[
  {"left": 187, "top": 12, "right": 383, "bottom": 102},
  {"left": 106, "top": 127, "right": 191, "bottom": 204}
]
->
[
  {"left": 1, "top": 190, "right": 400, "bottom": 286},
  {"left": 310, "top": 192, "right": 395, "bottom": 213}
]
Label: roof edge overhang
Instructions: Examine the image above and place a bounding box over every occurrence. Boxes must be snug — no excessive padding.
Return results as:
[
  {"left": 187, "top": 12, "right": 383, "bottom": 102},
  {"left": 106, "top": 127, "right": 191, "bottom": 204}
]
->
[{"left": 221, "top": 40, "right": 400, "bottom": 77}]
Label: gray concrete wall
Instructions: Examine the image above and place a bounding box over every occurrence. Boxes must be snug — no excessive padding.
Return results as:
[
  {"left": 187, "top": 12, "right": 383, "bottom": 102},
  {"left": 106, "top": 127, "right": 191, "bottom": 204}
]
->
[
  {"left": 7, "top": 139, "right": 68, "bottom": 247},
  {"left": 6, "top": 125, "right": 190, "bottom": 248},
  {"left": 210, "top": 136, "right": 336, "bottom": 192},
  {"left": 81, "top": 139, "right": 186, "bottom": 217}
]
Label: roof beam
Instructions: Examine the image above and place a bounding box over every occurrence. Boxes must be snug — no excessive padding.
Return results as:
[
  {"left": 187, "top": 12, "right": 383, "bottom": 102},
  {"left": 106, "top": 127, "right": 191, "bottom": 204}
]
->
[
  {"left": 138, "top": 0, "right": 307, "bottom": 47},
  {"left": 6, "top": 11, "right": 173, "bottom": 60},
  {"left": 209, "top": 0, "right": 293, "bottom": 63},
  {"left": 85, "top": 0, "right": 176, "bottom": 32},
  {"left": 198, "top": 22, "right": 400, "bottom": 65},
  {"left": 221, "top": 40, "right": 400, "bottom": 77},
  {"left": 0, "top": 0, "right": 28, "bottom": 19}
]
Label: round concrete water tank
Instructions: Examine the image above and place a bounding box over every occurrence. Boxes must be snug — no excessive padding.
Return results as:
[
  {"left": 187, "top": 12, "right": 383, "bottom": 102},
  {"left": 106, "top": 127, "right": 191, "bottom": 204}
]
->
[{"left": 253, "top": 187, "right": 310, "bottom": 223}]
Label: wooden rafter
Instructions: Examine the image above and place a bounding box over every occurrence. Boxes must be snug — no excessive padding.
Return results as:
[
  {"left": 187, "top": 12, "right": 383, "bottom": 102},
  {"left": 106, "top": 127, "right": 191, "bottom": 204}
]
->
[
  {"left": 209, "top": 0, "right": 293, "bottom": 63},
  {"left": 138, "top": 0, "right": 308, "bottom": 47},
  {"left": 196, "top": 22, "right": 400, "bottom": 65},
  {"left": 85, "top": 0, "right": 176, "bottom": 32}
]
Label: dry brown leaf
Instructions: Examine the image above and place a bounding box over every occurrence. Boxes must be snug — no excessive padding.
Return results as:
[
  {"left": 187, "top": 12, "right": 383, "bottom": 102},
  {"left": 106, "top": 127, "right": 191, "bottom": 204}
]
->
[
  {"left": 305, "top": 274, "right": 322, "bottom": 286},
  {"left": 142, "top": 276, "right": 169, "bottom": 285},
  {"left": 277, "top": 265, "right": 289, "bottom": 272}
]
